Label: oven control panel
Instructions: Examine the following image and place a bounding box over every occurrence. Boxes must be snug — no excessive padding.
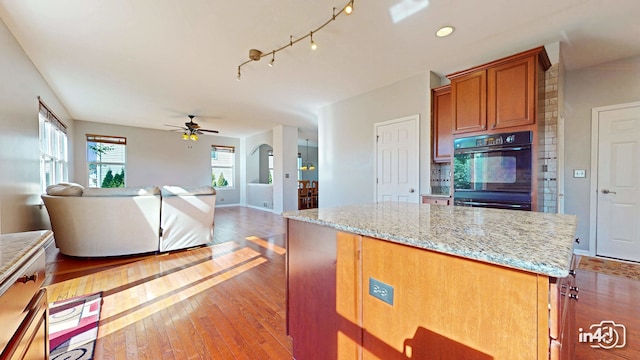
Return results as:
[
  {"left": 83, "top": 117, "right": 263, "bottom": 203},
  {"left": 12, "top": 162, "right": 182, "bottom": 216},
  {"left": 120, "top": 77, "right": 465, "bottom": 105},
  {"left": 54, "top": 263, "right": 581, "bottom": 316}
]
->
[{"left": 454, "top": 131, "right": 531, "bottom": 149}]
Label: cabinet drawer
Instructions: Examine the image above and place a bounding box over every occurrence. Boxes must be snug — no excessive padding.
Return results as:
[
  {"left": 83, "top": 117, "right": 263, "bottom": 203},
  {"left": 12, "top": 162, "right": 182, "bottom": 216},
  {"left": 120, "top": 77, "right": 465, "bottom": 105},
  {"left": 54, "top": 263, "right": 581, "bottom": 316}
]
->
[
  {"left": 1, "top": 288, "right": 48, "bottom": 360},
  {"left": 422, "top": 196, "right": 450, "bottom": 205},
  {"left": 0, "top": 248, "right": 46, "bottom": 350}
]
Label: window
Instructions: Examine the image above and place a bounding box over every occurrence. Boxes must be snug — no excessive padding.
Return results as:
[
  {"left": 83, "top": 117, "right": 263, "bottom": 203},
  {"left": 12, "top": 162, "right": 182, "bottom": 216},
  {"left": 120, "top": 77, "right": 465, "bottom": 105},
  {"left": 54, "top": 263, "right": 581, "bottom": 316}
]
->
[
  {"left": 39, "top": 99, "right": 68, "bottom": 193},
  {"left": 86, "top": 134, "right": 126, "bottom": 188},
  {"left": 211, "top": 145, "right": 235, "bottom": 188},
  {"left": 268, "top": 149, "right": 274, "bottom": 184}
]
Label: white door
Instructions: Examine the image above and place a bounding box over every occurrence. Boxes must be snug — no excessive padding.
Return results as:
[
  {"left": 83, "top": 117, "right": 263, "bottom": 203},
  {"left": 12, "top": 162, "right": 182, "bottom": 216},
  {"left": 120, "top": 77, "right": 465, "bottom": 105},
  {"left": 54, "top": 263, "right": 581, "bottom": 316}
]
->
[
  {"left": 375, "top": 115, "right": 419, "bottom": 203},
  {"left": 594, "top": 102, "right": 640, "bottom": 261}
]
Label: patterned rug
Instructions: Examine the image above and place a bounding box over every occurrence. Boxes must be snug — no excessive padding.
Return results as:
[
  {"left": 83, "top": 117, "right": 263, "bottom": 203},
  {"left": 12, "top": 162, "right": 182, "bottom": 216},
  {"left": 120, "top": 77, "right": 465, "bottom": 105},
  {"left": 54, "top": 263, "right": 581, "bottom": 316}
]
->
[
  {"left": 578, "top": 256, "right": 640, "bottom": 281},
  {"left": 49, "top": 292, "right": 103, "bottom": 360}
]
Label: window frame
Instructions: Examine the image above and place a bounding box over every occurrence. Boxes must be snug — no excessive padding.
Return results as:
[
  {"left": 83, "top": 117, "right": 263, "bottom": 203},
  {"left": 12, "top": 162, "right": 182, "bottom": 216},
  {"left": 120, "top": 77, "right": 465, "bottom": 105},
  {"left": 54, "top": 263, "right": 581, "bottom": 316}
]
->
[
  {"left": 39, "top": 98, "right": 68, "bottom": 193},
  {"left": 86, "top": 134, "right": 127, "bottom": 188},
  {"left": 211, "top": 145, "right": 235, "bottom": 189}
]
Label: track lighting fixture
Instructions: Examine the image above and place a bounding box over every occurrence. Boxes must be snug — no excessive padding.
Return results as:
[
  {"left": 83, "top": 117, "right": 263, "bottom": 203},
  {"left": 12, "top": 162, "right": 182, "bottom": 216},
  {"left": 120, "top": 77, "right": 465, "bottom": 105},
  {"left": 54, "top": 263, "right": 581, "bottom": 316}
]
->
[{"left": 236, "top": 0, "right": 355, "bottom": 79}]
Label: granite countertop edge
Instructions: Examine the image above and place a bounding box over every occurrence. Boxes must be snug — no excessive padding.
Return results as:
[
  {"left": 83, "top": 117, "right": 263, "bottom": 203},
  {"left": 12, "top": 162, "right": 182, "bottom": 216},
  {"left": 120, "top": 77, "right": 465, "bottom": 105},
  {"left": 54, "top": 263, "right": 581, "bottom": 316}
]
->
[
  {"left": 284, "top": 206, "right": 576, "bottom": 278},
  {"left": 0, "top": 230, "right": 53, "bottom": 292}
]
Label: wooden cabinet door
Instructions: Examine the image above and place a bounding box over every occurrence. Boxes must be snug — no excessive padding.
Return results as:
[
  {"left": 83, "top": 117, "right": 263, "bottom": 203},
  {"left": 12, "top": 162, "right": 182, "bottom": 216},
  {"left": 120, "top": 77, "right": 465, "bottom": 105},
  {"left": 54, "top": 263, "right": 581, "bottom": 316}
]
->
[
  {"left": 487, "top": 55, "right": 536, "bottom": 130},
  {"left": 287, "top": 220, "right": 339, "bottom": 359},
  {"left": 432, "top": 85, "right": 453, "bottom": 162},
  {"left": 451, "top": 69, "right": 486, "bottom": 134},
  {"left": 361, "top": 236, "right": 543, "bottom": 360}
]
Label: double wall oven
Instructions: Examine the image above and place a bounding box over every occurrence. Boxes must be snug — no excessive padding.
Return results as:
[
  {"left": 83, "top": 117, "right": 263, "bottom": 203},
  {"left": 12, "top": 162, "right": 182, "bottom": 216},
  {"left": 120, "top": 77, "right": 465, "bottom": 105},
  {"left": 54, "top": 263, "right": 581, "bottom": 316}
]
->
[{"left": 453, "top": 131, "right": 533, "bottom": 211}]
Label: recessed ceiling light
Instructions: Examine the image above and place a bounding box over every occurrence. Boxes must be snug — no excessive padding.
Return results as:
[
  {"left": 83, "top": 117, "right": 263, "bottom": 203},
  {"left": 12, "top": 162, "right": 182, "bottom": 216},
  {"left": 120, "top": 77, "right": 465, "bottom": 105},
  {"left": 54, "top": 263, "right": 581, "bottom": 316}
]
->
[{"left": 436, "top": 26, "right": 455, "bottom": 38}]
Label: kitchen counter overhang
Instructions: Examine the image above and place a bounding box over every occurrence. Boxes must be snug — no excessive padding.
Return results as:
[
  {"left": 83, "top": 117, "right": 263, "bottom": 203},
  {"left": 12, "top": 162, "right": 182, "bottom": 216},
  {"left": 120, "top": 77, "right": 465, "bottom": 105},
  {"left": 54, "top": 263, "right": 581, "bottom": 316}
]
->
[{"left": 284, "top": 202, "right": 577, "bottom": 278}]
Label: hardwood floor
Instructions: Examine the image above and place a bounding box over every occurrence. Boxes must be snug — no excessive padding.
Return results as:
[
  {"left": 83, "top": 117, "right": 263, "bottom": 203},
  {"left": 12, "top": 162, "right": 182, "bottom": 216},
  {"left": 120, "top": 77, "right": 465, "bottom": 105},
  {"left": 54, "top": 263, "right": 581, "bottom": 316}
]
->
[
  {"left": 44, "top": 206, "right": 640, "bottom": 359},
  {"left": 44, "top": 206, "right": 292, "bottom": 359},
  {"left": 575, "top": 268, "right": 640, "bottom": 359}
]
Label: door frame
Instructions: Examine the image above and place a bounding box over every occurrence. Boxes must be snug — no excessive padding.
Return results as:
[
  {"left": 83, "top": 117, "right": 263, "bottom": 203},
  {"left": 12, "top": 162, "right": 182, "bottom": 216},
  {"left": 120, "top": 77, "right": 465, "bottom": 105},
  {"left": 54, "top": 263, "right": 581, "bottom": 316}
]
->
[
  {"left": 589, "top": 101, "right": 640, "bottom": 257},
  {"left": 373, "top": 114, "right": 420, "bottom": 202}
]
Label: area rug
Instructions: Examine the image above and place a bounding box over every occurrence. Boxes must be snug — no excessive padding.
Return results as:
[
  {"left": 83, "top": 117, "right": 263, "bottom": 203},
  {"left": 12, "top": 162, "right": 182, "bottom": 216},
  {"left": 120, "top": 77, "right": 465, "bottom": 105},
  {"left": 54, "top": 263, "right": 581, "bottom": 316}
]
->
[
  {"left": 578, "top": 256, "right": 640, "bottom": 281},
  {"left": 49, "top": 292, "right": 103, "bottom": 360}
]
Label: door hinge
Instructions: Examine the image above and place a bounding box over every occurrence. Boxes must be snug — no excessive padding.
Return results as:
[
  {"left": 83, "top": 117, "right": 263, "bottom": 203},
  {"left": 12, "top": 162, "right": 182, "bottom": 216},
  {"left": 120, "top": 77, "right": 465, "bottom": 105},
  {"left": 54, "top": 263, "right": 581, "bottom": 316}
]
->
[
  {"left": 159, "top": 227, "right": 164, "bottom": 237},
  {"left": 376, "top": 135, "right": 379, "bottom": 142}
]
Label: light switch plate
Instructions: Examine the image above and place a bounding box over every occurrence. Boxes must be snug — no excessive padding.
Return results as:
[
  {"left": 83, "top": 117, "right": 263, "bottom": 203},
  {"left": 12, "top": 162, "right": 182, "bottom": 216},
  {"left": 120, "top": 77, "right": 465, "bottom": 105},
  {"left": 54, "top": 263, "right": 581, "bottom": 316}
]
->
[{"left": 574, "top": 169, "right": 586, "bottom": 178}]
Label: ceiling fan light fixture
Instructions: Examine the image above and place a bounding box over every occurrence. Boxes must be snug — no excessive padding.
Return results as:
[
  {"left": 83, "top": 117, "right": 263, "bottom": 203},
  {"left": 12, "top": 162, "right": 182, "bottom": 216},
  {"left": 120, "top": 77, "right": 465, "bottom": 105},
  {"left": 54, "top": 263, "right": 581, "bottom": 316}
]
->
[
  {"left": 182, "top": 133, "right": 189, "bottom": 140},
  {"left": 190, "top": 133, "right": 198, "bottom": 141}
]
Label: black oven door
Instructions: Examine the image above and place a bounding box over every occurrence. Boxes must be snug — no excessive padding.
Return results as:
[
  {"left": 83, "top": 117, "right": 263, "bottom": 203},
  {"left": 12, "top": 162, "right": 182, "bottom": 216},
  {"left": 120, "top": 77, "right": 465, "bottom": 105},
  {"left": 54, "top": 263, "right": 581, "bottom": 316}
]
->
[{"left": 453, "top": 144, "right": 532, "bottom": 194}]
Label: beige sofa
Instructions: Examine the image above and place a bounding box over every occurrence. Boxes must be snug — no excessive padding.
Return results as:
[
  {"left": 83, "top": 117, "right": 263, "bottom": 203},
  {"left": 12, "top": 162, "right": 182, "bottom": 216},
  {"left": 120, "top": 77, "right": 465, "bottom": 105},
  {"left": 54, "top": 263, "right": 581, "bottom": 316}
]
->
[{"left": 41, "top": 183, "right": 216, "bottom": 257}]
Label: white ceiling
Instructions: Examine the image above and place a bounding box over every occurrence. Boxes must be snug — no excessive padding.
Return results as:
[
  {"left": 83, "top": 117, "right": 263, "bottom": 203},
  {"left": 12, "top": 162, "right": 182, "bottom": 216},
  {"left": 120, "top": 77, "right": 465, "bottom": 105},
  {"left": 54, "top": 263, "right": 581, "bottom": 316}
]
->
[{"left": 1, "top": 0, "right": 639, "bottom": 143}]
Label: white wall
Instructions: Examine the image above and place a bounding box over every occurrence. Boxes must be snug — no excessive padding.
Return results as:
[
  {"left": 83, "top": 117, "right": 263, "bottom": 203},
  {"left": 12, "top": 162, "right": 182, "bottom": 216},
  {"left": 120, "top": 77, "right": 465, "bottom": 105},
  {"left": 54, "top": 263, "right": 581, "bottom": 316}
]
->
[
  {"left": 272, "top": 125, "right": 298, "bottom": 213},
  {"left": 0, "top": 18, "right": 72, "bottom": 233},
  {"left": 564, "top": 54, "right": 640, "bottom": 251},
  {"left": 318, "top": 73, "right": 430, "bottom": 208},
  {"left": 73, "top": 120, "right": 241, "bottom": 206}
]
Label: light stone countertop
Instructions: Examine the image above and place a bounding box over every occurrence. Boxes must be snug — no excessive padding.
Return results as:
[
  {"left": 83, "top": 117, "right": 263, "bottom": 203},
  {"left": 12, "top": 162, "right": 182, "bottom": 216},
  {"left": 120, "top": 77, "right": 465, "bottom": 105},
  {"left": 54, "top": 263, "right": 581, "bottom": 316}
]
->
[
  {"left": 284, "top": 202, "right": 577, "bottom": 278},
  {"left": 0, "top": 230, "right": 53, "bottom": 294}
]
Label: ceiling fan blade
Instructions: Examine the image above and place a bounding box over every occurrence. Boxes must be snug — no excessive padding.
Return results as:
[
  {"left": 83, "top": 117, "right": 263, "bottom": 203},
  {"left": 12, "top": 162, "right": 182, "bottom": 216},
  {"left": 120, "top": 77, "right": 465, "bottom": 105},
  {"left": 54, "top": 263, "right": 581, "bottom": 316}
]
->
[
  {"left": 199, "top": 129, "right": 219, "bottom": 134},
  {"left": 165, "top": 124, "right": 186, "bottom": 129}
]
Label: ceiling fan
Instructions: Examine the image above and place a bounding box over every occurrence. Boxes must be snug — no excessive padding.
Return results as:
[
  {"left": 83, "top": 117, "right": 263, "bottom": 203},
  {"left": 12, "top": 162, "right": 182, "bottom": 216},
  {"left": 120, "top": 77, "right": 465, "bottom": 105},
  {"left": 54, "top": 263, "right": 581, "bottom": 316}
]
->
[{"left": 165, "top": 115, "right": 219, "bottom": 141}]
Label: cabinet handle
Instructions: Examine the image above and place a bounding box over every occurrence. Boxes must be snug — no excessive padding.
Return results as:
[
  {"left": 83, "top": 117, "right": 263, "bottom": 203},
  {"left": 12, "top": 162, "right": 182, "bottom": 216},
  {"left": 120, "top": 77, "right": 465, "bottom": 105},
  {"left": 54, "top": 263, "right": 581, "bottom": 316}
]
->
[
  {"left": 18, "top": 273, "right": 38, "bottom": 284},
  {"left": 575, "top": 237, "right": 580, "bottom": 244},
  {"left": 569, "top": 293, "right": 579, "bottom": 301},
  {"left": 561, "top": 285, "right": 579, "bottom": 292},
  {"left": 568, "top": 269, "right": 576, "bottom": 277}
]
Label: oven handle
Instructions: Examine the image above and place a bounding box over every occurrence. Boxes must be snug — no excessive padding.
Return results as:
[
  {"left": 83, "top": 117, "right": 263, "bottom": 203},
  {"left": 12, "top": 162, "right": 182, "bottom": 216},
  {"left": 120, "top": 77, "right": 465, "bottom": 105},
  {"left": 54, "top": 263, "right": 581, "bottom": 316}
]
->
[
  {"left": 456, "top": 200, "right": 526, "bottom": 209},
  {"left": 454, "top": 146, "right": 529, "bottom": 155}
]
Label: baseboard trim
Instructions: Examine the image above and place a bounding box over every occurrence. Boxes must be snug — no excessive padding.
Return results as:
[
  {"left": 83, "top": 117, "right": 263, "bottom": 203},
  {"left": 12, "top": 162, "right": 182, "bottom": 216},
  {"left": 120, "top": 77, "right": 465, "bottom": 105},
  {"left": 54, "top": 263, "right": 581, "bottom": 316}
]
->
[
  {"left": 215, "top": 204, "right": 241, "bottom": 208},
  {"left": 573, "top": 249, "right": 590, "bottom": 257},
  {"left": 247, "top": 205, "right": 275, "bottom": 213}
]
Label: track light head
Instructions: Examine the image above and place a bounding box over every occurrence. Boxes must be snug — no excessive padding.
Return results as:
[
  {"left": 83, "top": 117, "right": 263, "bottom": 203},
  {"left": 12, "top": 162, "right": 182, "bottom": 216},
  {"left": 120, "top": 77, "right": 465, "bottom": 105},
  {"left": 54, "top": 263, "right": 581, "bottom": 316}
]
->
[
  {"left": 345, "top": 1, "right": 354, "bottom": 14},
  {"left": 310, "top": 32, "right": 317, "bottom": 50}
]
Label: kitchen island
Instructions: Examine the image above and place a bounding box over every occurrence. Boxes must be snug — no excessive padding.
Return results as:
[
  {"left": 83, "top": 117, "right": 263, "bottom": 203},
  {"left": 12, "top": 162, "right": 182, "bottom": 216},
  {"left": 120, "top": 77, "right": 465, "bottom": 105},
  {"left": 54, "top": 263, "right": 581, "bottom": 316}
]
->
[
  {"left": 284, "top": 202, "right": 578, "bottom": 360},
  {"left": 1, "top": 230, "right": 53, "bottom": 359}
]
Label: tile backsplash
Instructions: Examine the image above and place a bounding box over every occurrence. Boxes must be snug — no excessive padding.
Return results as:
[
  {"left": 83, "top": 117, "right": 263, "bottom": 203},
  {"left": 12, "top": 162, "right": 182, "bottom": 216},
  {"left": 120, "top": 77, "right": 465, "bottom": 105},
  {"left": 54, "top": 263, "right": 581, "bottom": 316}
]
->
[{"left": 430, "top": 163, "right": 451, "bottom": 195}]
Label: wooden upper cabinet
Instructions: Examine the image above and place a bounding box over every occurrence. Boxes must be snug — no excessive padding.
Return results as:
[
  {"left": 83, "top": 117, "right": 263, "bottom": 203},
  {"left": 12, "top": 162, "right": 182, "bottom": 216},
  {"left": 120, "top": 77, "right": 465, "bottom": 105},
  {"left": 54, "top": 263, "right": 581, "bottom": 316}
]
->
[
  {"left": 432, "top": 85, "right": 453, "bottom": 162},
  {"left": 448, "top": 46, "right": 551, "bottom": 135},
  {"left": 488, "top": 55, "right": 536, "bottom": 130},
  {"left": 451, "top": 69, "right": 487, "bottom": 134}
]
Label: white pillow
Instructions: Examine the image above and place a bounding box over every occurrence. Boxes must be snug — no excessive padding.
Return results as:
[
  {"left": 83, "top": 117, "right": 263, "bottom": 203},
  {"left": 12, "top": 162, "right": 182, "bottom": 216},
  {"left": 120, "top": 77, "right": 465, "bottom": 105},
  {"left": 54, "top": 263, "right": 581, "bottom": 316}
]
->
[{"left": 46, "top": 182, "right": 84, "bottom": 196}]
